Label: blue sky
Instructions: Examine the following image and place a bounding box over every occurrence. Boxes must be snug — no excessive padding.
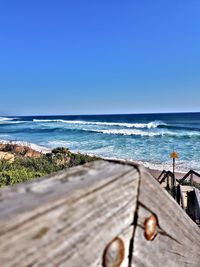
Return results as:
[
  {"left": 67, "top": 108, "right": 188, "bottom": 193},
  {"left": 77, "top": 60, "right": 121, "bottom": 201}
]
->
[{"left": 0, "top": 0, "right": 200, "bottom": 115}]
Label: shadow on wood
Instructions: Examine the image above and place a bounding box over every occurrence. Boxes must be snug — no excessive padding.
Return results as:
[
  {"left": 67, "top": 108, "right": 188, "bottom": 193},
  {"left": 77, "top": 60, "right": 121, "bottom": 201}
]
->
[{"left": 0, "top": 160, "right": 199, "bottom": 267}]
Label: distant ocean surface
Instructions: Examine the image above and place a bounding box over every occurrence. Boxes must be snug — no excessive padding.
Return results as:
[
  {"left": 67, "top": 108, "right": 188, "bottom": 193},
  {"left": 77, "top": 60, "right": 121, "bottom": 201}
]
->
[{"left": 1, "top": 113, "right": 200, "bottom": 172}]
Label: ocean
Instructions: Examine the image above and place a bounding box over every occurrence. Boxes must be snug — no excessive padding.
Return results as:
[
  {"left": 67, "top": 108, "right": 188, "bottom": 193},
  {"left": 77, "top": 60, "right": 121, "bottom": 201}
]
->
[{"left": 0, "top": 112, "right": 200, "bottom": 172}]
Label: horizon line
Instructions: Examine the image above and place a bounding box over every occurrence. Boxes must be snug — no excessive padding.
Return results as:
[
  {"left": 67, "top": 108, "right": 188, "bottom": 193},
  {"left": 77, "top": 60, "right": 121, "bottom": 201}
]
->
[{"left": 2, "top": 111, "right": 200, "bottom": 117}]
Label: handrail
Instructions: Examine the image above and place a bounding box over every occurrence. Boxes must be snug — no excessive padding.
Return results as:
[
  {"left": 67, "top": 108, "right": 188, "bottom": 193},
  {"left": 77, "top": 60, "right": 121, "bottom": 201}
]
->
[
  {"left": 179, "top": 169, "right": 200, "bottom": 184},
  {"left": 157, "top": 169, "right": 200, "bottom": 222},
  {"left": 157, "top": 170, "right": 167, "bottom": 182},
  {"left": 158, "top": 169, "right": 200, "bottom": 186},
  {"left": 159, "top": 170, "right": 174, "bottom": 184},
  {"left": 159, "top": 171, "right": 178, "bottom": 200},
  {"left": 159, "top": 170, "right": 180, "bottom": 185}
]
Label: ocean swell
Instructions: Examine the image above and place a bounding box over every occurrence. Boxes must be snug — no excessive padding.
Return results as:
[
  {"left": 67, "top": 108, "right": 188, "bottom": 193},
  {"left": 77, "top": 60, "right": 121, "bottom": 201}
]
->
[{"left": 33, "top": 119, "right": 166, "bottom": 129}]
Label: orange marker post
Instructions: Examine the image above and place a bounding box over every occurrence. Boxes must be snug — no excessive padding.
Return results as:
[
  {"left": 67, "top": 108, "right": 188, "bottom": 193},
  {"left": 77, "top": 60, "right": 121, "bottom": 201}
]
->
[
  {"left": 170, "top": 151, "right": 178, "bottom": 175},
  {"left": 170, "top": 151, "right": 178, "bottom": 199}
]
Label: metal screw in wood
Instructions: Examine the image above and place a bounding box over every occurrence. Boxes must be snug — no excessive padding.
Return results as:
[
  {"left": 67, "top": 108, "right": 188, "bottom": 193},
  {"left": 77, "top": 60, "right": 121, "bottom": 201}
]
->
[
  {"left": 144, "top": 214, "right": 157, "bottom": 241},
  {"left": 103, "top": 237, "right": 125, "bottom": 267}
]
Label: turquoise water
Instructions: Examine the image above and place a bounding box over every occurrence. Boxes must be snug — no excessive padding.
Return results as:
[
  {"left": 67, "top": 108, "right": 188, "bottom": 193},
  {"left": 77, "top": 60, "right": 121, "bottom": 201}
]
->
[{"left": 0, "top": 113, "right": 200, "bottom": 172}]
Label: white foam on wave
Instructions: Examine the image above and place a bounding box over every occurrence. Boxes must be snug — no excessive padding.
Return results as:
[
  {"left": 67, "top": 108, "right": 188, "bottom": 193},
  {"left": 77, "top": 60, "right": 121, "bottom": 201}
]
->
[
  {"left": 28, "top": 143, "right": 51, "bottom": 153},
  {"left": 0, "top": 117, "right": 26, "bottom": 124},
  {"left": 0, "top": 117, "right": 17, "bottom": 122},
  {"left": 87, "top": 129, "right": 160, "bottom": 136},
  {"left": 47, "top": 140, "right": 76, "bottom": 147},
  {"left": 82, "top": 128, "right": 200, "bottom": 138},
  {"left": 33, "top": 119, "right": 66, "bottom": 123},
  {"left": 33, "top": 119, "right": 166, "bottom": 129},
  {"left": 146, "top": 121, "right": 165, "bottom": 129}
]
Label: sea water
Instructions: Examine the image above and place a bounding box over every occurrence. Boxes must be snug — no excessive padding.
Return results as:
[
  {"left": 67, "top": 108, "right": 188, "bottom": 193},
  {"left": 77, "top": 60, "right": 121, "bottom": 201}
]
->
[{"left": 0, "top": 113, "right": 200, "bottom": 172}]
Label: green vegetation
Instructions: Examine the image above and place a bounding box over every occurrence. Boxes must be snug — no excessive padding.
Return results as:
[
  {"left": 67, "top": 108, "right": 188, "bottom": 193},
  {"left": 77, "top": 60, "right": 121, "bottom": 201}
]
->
[{"left": 0, "top": 147, "right": 99, "bottom": 187}]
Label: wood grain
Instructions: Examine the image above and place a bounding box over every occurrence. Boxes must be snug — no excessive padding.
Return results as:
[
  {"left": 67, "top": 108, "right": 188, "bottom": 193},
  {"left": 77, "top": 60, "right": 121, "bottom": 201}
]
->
[{"left": 0, "top": 160, "right": 139, "bottom": 267}]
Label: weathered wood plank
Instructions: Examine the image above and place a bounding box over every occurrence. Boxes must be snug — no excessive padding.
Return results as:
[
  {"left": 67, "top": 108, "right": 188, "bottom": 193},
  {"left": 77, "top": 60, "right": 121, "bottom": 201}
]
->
[
  {"left": 0, "top": 160, "right": 200, "bottom": 267},
  {"left": 131, "top": 166, "right": 200, "bottom": 267},
  {"left": 0, "top": 160, "right": 140, "bottom": 267}
]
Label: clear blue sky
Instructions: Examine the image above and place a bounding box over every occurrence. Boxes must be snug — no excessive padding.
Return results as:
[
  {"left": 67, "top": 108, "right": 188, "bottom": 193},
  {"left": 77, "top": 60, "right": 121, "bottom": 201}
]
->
[{"left": 0, "top": 0, "right": 200, "bottom": 115}]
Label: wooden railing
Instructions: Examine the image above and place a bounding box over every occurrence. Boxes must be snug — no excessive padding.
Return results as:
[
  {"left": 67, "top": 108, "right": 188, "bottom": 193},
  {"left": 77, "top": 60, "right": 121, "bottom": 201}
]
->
[
  {"left": 158, "top": 169, "right": 200, "bottom": 225},
  {"left": 0, "top": 160, "right": 200, "bottom": 267},
  {"left": 179, "top": 169, "right": 200, "bottom": 185},
  {"left": 158, "top": 170, "right": 178, "bottom": 199}
]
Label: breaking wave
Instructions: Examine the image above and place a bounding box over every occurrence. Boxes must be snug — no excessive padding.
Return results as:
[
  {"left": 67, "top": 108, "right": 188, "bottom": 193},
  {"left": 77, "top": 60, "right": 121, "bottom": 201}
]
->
[
  {"left": 84, "top": 128, "right": 200, "bottom": 138},
  {"left": 0, "top": 117, "right": 26, "bottom": 124},
  {"left": 0, "top": 117, "right": 17, "bottom": 121},
  {"left": 33, "top": 119, "right": 166, "bottom": 129}
]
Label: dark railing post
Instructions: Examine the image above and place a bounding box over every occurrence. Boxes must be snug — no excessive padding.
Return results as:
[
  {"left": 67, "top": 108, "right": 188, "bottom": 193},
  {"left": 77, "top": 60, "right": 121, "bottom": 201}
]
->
[
  {"left": 171, "top": 174, "right": 173, "bottom": 188},
  {"left": 172, "top": 173, "right": 177, "bottom": 200},
  {"left": 177, "top": 184, "right": 181, "bottom": 205},
  {"left": 166, "top": 174, "right": 170, "bottom": 190},
  {"left": 187, "top": 190, "right": 195, "bottom": 222},
  {"left": 191, "top": 172, "right": 193, "bottom": 186}
]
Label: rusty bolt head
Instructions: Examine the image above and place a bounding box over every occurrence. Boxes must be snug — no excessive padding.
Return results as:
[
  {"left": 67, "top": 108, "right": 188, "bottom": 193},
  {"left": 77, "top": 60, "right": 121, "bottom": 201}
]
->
[
  {"left": 103, "top": 237, "right": 125, "bottom": 267},
  {"left": 144, "top": 214, "right": 157, "bottom": 241}
]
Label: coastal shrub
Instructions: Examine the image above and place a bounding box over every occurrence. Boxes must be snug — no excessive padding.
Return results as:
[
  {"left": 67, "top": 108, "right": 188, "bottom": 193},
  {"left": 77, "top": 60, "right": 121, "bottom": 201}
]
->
[
  {"left": 0, "top": 147, "right": 99, "bottom": 187},
  {"left": 52, "top": 147, "right": 69, "bottom": 155},
  {"left": 0, "top": 168, "right": 45, "bottom": 186},
  {"left": 14, "top": 157, "right": 61, "bottom": 173},
  {"left": 69, "top": 152, "right": 98, "bottom": 166}
]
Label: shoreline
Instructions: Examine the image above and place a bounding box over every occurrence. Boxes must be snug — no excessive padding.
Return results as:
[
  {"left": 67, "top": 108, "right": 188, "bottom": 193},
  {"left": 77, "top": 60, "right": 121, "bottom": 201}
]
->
[
  {"left": 0, "top": 139, "right": 199, "bottom": 183},
  {"left": 0, "top": 139, "right": 51, "bottom": 154}
]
